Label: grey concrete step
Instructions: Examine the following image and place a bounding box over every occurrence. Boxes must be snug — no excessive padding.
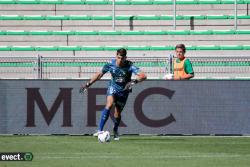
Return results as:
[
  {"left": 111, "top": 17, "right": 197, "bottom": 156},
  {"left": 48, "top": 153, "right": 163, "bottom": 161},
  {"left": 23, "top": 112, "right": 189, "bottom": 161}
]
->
[
  {"left": 0, "top": 4, "right": 248, "bottom": 15},
  {"left": 0, "top": 50, "right": 250, "bottom": 58},
  {"left": 0, "top": 33, "right": 249, "bottom": 46},
  {"left": 1, "top": 19, "right": 249, "bottom": 31}
]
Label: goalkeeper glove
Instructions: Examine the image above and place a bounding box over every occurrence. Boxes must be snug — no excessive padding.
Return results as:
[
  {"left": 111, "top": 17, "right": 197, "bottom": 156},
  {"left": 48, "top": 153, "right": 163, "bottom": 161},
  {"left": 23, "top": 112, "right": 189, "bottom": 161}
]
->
[
  {"left": 123, "top": 79, "right": 138, "bottom": 91},
  {"left": 79, "top": 82, "right": 92, "bottom": 94}
]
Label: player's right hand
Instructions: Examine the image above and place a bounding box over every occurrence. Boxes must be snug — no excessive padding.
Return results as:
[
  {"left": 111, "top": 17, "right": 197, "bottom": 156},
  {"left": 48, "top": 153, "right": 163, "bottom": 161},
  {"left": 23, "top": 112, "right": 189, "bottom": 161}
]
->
[
  {"left": 123, "top": 80, "right": 138, "bottom": 92},
  {"left": 79, "top": 82, "right": 91, "bottom": 94}
]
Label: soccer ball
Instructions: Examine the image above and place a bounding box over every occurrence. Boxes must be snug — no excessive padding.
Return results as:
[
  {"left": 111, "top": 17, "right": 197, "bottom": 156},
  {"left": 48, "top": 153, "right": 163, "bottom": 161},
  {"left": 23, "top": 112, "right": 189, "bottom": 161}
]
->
[{"left": 98, "top": 131, "right": 111, "bottom": 143}]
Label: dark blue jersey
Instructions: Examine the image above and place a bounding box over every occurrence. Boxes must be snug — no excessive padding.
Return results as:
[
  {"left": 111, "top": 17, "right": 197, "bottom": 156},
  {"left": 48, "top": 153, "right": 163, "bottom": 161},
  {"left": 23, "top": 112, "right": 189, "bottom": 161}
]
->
[{"left": 102, "top": 59, "right": 140, "bottom": 92}]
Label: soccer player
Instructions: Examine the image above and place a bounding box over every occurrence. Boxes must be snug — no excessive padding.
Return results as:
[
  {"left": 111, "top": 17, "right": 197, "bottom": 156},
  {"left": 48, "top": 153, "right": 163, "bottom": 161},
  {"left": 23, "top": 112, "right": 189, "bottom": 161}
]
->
[{"left": 79, "top": 48, "right": 147, "bottom": 140}]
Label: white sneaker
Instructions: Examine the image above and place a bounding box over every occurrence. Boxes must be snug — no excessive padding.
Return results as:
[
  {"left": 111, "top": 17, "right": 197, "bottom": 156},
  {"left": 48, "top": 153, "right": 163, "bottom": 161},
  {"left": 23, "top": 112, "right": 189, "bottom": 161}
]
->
[
  {"left": 93, "top": 130, "right": 102, "bottom": 137},
  {"left": 113, "top": 131, "right": 120, "bottom": 141},
  {"left": 114, "top": 137, "right": 120, "bottom": 141}
]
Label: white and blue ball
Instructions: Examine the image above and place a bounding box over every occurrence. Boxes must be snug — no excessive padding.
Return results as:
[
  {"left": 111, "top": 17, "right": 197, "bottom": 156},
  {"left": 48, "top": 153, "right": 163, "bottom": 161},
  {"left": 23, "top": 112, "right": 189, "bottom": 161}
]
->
[{"left": 98, "top": 131, "right": 111, "bottom": 143}]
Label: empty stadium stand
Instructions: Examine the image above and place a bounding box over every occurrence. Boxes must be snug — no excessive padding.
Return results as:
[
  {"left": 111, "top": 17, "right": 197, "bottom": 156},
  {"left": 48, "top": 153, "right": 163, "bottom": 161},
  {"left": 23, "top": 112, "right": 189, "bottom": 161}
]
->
[{"left": 0, "top": 0, "right": 249, "bottom": 79}]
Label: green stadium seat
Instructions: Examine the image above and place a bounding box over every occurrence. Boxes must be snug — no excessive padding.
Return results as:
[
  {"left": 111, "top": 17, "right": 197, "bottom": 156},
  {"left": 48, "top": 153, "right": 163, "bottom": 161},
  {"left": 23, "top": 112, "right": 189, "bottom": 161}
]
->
[
  {"left": 92, "top": 15, "right": 112, "bottom": 20},
  {"left": 113, "top": 0, "right": 131, "bottom": 5},
  {"left": 152, "top": 0, "right": 172, "bottom": 5},
  {"left": 212, "top": 30, "right": 235, "bottom": 35},
  {"left": 143, "top": 30, "right": 167, "bottom": 35},
  {"left": 0, "top": 0, "right": 16, "bottom": 4},
  {"left": 196, "top": 0, "right": 219, "bottom": 4},
  {"left": 126, "top": 45, "right": 150, "bottom": 50},
  {"left": 104, "top": 45, "right": 124, "bottom": 51},
  {"left": 150, "top": 45, "right": 174, "bottom": 50},
  {"left": 46, "top": 15, "right": 69, "bottom": 20},
  {"left": 167, "top": 30, "right": 189, "bottom": 35},
  {"left": 11, "top": 46, "right": 34, "bottom": 51},
  {"left": 39, "top": 0, "right": 61, "bottom": 4},
  {"left": 0, "top": 46, "right": 11, "bottom": 51},
  {"left": 35, "top": 46, "right": 58, "bottom": 51},
  {"left": 206, "top": 15, "right": 229, "bottom": 20},
  {"left": 6, "top": 30, "right": 29, "bottom": 35},
  {"left": 235, "top": 30, "right": 250, "bottom": 34},
  {"left": 120, "top": 31, "right": 144, "bottom": 35},
  {"left": 0, "top": 31, "right": 6, "bottom": 35},
  {"left": 176, "top": 0, "right": 199, "bottom": 4},
  {"left": 52, "top": 31, "right": 75, "bottom": 35},
  {"left": 182, "top": 15, "right": 205, "bottom": 20},
  {"left": 189, "top": 30, "right": 212, "bottom": 35},
  {"left": 236, "top": 15, "right": 250, "bottom": 19},
  {"left": 159, "top": 15, "right": 174, "bottom": 20},
  {"left": 130, "top": 0, "right": 153, "bottom": 5},
  {"left": 85, "top": 0, "right": 109, "bottom": 5},
  {"left": 98, "top": 31, "right": 122, "bottom": 35},
  {"left": 29, "top": 31, "right": 53, "bottom": 35},
  {"left": 23, "top": 15, "right": 45, "bottom": 20},
  {"left": 80, "top": 46, "right": 104, "bottom": 51},
  {"left": 219, "top": 45, "right": 243, "bottom": 50},
  {"left": 116, "top": 15, "right": 134, "bottom": 20},
  {"left": 68, "top": 15, "right": 90, "bottom": 20},
  {"left": 62, "top": 0, "right": 85, "bottom": 5},
  {"left": 58, "top": 46, "right": 81, "bottom": 51},
  {"left": 243, "top": 45, "right": 250, "bottom": 50},
  {"left": 185, "top": 45, "right": 197, "bottom": 50},
  {"left": 15, "top": 0, "right": 38, "bottom": 4},
  {"left": 221, "top": 0, "right": 244, "bottom": 4},
  {"left": 196, "top": 45, "right": 220, "bottom": 50},
  {"left": 135, "top": 15, "right": 160, "bottom": 20},
  {"left": 0, "top": 15, "right": 22, "bottom": 20},
  {"left": 74, "top": 31, "right": 98, "bottom": 35}
]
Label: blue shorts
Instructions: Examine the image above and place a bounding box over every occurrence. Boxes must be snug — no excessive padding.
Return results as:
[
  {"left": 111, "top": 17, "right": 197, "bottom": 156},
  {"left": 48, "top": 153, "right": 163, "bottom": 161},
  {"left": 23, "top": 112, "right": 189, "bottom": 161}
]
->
[{"left": 107, "top": 86, "right": 129, "bottom": 110}]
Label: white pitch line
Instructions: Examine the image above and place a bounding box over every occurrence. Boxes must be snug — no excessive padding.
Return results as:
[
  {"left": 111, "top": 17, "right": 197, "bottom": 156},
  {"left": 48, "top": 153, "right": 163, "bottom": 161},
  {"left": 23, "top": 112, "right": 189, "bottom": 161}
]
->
[
  {"left": 4, "top": 141, "right": 250, "bottom": 145},
  {"left": 35, "top": 154, "right": 250, "bottom": 160}
]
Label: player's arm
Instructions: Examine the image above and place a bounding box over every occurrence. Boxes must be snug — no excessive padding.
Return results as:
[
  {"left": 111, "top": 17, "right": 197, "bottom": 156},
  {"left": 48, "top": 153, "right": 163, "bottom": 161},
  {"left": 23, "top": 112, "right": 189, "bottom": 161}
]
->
[
  {"left": 178, "top": 73, "right": 194, "bottom": 80},
  {"left": 79, "top": 71, "right": 104, "bottom": 93},
  {"left": 135, "top": 71, "right": 147, "bottom": 83},
  {"left": 124, "top": 69, "right": 147, "bottom": 91},
  {"left": 80, "top": 63, "right": 110, "bottom": 93},
  {"left": 86, "top": 71, "right": 105, "bottom": 86}
]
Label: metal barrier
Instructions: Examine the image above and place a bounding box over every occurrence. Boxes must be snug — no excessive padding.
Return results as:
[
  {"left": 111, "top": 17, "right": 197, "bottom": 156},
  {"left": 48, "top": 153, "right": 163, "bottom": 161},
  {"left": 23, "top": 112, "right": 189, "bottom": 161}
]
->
[
  {"left": 1, "top": 55, "right": 250, "bottom": 79},
  {"left": 0, "top": 56, "right": 38, "bottom": 79}
]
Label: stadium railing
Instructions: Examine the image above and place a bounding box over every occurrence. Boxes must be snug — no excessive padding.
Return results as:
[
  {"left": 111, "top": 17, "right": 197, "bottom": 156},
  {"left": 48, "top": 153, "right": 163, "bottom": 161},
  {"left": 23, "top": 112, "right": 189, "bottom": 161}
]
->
[
  {"left": 0, "top": 56, "right": 250, "bottom": 79},
  {"left": 0, "top": 0, "right": 249, "bottom": 5}
]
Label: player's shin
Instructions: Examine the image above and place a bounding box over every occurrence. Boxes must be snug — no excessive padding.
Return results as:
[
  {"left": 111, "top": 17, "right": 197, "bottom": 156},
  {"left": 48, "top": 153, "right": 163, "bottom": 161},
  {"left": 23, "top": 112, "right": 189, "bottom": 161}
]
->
[
  {"left": 99, "top": 108, "right": 110, "bottom": 131},
  {"left": 113, "top": 116, "right": 121, "bottom": 133}
]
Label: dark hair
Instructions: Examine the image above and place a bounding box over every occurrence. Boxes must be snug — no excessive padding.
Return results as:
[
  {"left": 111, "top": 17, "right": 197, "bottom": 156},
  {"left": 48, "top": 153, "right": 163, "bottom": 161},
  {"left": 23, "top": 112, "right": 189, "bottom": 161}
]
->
[
  {"left": 175, "top": 44, "right": 186, "bottom": 53},
  {"left": 117, "top": 48, "right": 127, "bottom": 57}
]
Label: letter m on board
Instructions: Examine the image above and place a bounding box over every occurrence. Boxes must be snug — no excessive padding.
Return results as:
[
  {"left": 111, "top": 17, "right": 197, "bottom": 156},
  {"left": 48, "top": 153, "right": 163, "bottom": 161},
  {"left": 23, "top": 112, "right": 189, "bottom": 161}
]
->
[{"left": 26, "top": 88, "right": 72, "bottom": 127}]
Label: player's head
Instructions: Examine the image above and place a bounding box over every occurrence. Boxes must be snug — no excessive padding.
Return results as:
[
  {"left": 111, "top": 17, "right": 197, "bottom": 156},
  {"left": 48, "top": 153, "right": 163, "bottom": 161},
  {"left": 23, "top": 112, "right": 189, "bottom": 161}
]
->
[
  {"left": 175, "top": 44, "right": 186, "bottom": 60},
  {"left": 116, "top": 48, "right": 127, "bottom": 66}
]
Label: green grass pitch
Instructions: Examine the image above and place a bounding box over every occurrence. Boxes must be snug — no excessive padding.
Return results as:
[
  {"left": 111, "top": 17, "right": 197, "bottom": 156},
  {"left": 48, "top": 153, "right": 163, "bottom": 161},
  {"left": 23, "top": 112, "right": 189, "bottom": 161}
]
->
[{"left": 1, "top": 135, "right": 250, "bottom": 167}]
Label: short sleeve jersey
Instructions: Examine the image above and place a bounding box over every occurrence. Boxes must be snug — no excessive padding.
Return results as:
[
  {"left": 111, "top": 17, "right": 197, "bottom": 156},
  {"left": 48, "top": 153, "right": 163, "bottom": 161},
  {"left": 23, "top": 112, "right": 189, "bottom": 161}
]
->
[{"left": 102, "top": 59, "right": 140, "bottom": 91}]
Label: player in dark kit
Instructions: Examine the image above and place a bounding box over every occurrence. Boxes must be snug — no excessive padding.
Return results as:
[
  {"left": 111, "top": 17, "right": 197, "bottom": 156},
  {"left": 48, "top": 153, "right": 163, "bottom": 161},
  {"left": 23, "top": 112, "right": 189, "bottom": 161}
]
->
[{"left": 80, "top": 48, "right": 147, "bottom": 140}]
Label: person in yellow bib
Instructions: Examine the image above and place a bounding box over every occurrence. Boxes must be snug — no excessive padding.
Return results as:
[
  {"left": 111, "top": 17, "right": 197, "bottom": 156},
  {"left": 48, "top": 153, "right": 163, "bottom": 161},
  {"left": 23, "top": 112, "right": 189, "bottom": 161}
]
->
[{"left": 172, "top": 44, "right": 194, "bottom": 80}]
